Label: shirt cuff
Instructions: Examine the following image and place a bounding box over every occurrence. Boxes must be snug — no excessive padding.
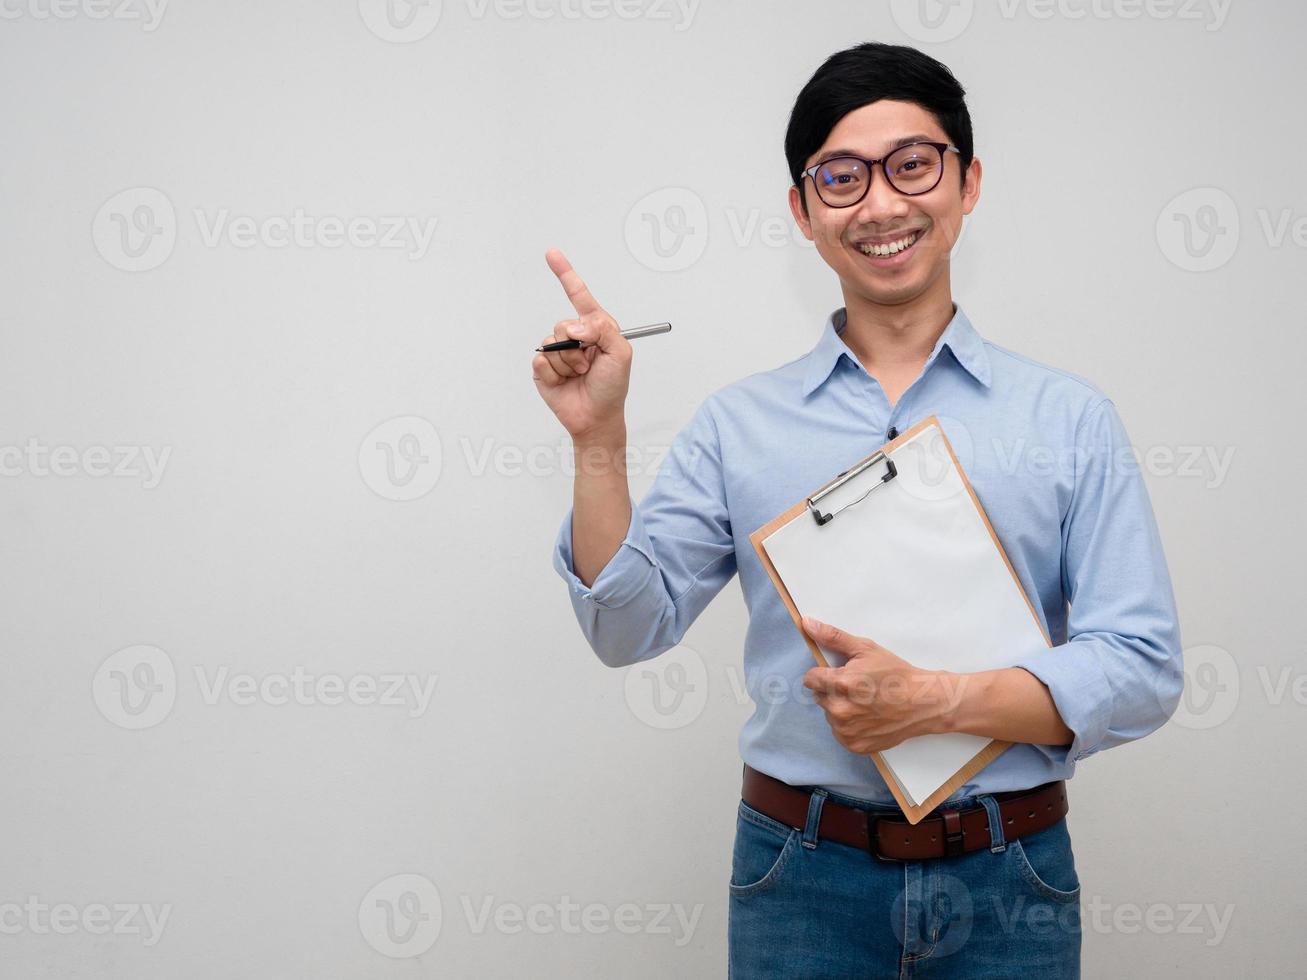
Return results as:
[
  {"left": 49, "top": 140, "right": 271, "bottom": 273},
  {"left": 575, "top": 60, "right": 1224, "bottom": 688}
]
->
[
  {"left": 552, "top": 496, "right": 660, "bottom": 609},
  {"left": 1014, "top": 641, "right": 1115, "bottom": 765}
]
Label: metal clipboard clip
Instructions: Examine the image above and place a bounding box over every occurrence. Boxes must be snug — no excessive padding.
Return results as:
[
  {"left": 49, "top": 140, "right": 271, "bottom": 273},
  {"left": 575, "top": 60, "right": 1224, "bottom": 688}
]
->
[{"left": 805, "top": 450, "right": 898, "bottom": 526}]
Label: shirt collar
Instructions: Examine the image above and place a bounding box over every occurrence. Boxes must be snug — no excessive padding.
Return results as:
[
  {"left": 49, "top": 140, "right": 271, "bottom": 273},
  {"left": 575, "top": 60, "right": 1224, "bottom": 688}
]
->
[{"left": 799, "top": 303, "right": 993, "bottom": 398}]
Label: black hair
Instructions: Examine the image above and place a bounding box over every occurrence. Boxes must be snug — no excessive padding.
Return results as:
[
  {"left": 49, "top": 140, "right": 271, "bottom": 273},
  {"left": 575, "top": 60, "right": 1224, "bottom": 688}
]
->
[{"left": 784, "top": 42, "right": 973, "bottom": 214}]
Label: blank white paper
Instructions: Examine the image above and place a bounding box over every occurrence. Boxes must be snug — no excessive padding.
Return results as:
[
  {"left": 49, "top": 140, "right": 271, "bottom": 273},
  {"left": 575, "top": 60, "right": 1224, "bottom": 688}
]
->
[{"left": 759, "top": 422, "right": 1050, "bottom": 807}]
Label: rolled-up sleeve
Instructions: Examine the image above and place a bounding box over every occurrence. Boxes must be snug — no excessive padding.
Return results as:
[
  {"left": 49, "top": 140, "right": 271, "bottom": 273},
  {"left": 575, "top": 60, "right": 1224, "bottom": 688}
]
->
[
  {"left": 1014, "top": 397, "right": 1184, "bottom": 765},
  {"left": 551, "top": 398, "right": 737, "bottom": 668}
]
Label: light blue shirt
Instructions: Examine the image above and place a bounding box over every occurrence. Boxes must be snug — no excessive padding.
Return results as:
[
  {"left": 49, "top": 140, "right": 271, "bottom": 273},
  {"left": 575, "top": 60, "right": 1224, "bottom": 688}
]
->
[{"left": 552, "top": 303, "right": 1183, "bottom": 803}]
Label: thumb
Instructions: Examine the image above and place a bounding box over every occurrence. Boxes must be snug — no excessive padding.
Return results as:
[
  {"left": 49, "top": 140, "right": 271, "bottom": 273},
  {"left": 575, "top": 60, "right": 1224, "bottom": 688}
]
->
[
  {"left": 567, "top": 313, "right": 626, "bottom": 356},
  {"left": 801, "top": 617, "right": 867, "bottom": 657}
]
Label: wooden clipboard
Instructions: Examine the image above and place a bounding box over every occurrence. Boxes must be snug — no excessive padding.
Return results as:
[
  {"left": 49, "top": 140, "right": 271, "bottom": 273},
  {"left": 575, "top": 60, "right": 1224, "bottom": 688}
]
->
[{"left": 748, "top": 415, "right": 1053, "bottom": 824}]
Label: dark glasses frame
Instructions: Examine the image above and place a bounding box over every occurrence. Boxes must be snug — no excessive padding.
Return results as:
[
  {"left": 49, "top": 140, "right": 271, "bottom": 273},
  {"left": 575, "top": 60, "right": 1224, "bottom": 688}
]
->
[{"left": 800, "top": 141, "right": 961, "bottom": 207}]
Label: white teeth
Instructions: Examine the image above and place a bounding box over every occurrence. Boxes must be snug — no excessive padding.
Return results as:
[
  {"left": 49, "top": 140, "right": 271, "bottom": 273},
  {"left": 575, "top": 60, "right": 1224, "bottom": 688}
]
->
[{"left": 858, "top": 231, "right": 918, "bottom": 256}]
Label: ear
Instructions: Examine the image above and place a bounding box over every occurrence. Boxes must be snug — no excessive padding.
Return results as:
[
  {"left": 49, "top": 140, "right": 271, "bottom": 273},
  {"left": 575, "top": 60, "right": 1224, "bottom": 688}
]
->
[
  {"left": 960, "top": 155, "right": 982, "bottom": 218},
  {"left": 788, "top": 183, "right": 814, "bottom": 242}
]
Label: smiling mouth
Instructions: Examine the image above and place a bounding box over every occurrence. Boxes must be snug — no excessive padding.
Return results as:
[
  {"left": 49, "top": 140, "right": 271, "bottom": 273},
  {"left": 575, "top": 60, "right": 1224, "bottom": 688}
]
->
[{"left": 855, "top": 228, "right": 924, "bottom": 262}]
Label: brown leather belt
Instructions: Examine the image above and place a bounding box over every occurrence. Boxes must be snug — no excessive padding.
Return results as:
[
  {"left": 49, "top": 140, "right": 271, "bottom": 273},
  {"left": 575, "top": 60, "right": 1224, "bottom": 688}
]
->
[{"left": 742, "top": 764, "right": 1068, "bottom": 861}]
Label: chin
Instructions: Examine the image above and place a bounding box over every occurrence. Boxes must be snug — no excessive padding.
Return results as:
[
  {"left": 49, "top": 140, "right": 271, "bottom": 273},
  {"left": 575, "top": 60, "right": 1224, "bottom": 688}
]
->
[{"left": 847, "top": 271, "right": 931, "bottom": 306}]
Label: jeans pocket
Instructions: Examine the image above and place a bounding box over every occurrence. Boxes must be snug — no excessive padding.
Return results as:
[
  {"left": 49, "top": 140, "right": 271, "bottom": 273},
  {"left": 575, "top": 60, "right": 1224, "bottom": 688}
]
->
[
  {"left": 729, "top": 801, "right": 801, "bottom": 898},
  {"left": 1010, "top": 817, "right": 1081, "bottom": 904}
]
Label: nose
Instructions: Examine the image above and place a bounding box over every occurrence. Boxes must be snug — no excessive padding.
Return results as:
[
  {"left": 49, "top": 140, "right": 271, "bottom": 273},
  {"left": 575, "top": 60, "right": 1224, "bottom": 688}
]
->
[{"left": 853, "top": 166, "right": 910, "bottom": 226}]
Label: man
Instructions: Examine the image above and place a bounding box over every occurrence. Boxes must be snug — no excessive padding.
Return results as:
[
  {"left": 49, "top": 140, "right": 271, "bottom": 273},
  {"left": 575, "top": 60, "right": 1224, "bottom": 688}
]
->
[{"left": 532, "top": 41, "right": 1182, "bottom": 979}]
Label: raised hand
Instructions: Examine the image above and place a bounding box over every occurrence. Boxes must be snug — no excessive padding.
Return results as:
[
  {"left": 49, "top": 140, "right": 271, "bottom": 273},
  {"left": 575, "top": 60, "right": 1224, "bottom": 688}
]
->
[{"left": 532, "top": 248, "right": 634, "bottom": 441}]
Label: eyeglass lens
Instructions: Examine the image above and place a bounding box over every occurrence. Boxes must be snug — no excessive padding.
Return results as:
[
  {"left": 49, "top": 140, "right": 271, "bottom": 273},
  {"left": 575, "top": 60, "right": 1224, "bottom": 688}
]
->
[{"left": 814, "top": 144, "right": 946, "bottom": 205}]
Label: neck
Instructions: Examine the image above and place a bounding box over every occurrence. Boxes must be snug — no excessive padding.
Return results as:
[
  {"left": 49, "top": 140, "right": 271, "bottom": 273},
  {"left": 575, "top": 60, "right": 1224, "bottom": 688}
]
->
[{"left": 838, "top": 281, "right": 956, "bottom": 378}]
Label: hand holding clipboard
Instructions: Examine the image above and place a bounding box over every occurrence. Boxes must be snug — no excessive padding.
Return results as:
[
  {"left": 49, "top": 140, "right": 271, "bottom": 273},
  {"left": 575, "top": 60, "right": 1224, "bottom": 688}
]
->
[{"left": 750, "top": 416, "right": 1053, "bottom": 823}]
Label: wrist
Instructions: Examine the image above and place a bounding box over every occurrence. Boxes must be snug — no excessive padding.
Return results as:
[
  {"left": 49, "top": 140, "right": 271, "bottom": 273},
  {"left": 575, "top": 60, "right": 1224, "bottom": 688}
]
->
[
  {"left": 572, "top": 418, "right": 627, "bottom": 451},
  {"left": 937, "top": 669, "right": 994, "bottom": 737}
]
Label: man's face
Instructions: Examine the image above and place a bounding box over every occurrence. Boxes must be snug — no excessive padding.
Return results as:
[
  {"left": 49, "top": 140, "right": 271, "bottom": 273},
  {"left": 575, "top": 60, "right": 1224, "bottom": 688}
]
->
[{"left": 789, "top": 99, "right": 981, "bottom": 308}]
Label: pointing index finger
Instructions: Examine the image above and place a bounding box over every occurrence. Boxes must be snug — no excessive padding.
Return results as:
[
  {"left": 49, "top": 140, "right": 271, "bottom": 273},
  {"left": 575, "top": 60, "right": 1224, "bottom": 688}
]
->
[{"left": 545, "top": 247, "right": 603, "bottom": 317}]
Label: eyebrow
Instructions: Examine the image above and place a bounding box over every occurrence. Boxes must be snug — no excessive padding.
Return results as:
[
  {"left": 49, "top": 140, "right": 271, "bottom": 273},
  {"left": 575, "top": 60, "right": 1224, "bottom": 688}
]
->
[{"left": 810, "top": 134, "right": 938, "bottom": 167}]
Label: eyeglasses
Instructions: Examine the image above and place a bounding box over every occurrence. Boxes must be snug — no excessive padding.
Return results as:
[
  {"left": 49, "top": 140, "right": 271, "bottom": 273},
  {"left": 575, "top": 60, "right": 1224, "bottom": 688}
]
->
[{"left": 800, "top": 142, "right": 961, "bottom": 208}]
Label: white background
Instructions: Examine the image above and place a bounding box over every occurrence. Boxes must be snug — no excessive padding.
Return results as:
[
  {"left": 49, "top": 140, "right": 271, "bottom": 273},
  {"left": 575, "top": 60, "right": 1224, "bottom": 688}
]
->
[{"left": 0, "top": 0, "right": 1302, "bottom": 976}]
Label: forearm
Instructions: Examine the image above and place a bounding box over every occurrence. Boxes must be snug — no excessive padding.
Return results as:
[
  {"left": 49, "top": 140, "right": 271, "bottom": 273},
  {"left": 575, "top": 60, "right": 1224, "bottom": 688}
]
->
[
  {"left": 571, "top": 421, "right": 632, "bottom": 588},
  {"left": 940, "top": 667, "right": 1074, "bottom": 747}
]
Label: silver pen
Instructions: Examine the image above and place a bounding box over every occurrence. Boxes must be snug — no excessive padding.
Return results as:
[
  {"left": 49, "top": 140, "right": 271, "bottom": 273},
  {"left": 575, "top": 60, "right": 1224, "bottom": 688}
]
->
[{"left": 535, "top": 322, "right": 671, "bottom": 352}]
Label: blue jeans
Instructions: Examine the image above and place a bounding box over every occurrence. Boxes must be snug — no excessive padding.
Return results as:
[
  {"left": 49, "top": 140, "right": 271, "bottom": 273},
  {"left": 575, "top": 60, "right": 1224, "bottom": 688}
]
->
[{"left": 728, "top": 784, "right": 1081, "bottom": 978}]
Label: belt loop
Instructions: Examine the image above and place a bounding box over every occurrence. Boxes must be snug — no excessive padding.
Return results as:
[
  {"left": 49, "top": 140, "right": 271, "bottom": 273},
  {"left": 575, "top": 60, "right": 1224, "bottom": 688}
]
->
[
  {"left": 979, "top": 795, "right": 1006, "bottom": 852},
  {"left": 802, "top": 788, "right": 827, "bottom": 850}
]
